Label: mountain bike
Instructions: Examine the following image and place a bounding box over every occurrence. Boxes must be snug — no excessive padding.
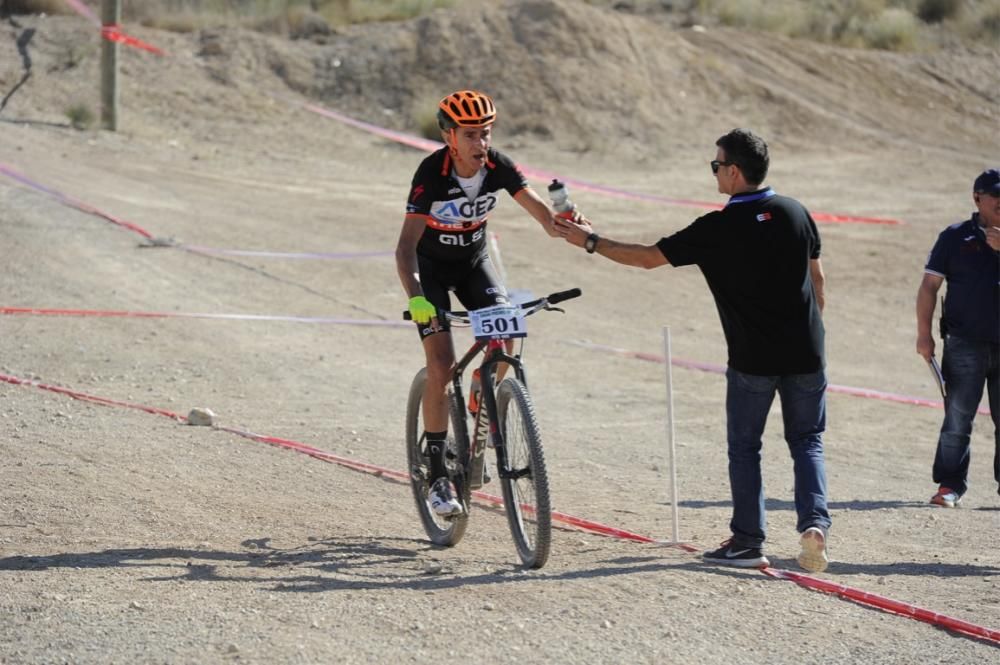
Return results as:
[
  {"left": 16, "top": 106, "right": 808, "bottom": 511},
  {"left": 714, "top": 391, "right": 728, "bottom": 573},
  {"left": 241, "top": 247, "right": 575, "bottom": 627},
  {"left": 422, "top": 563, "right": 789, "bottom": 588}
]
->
[{"left": 404, "top": 288, "right": 581, "bottom": 569}]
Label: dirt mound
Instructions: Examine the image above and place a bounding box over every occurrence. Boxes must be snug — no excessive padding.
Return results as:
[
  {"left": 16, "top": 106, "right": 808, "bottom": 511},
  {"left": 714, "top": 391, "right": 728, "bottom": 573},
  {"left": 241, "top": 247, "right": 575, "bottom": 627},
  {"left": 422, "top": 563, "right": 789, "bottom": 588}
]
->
[
  {"left": 4, "top": 0, "right": 995, "bottom": 158},
  {"left": 266, "top": 0, "right": 998, "bottom": 156}
]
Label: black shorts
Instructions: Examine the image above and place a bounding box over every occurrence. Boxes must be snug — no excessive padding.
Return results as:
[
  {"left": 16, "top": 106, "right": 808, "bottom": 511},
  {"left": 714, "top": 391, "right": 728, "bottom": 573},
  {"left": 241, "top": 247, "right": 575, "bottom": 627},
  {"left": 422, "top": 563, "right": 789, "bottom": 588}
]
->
[{"left": 415, "top": 252, "right": 510, "bottom": 339}]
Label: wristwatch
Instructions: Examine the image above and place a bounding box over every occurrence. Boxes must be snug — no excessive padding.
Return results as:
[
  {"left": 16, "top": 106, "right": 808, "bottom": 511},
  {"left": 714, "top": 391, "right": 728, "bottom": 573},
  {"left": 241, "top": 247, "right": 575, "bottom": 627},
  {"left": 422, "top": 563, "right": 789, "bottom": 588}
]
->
[{"left": 584, "top": 233, "right": 600, "bottom": 254}]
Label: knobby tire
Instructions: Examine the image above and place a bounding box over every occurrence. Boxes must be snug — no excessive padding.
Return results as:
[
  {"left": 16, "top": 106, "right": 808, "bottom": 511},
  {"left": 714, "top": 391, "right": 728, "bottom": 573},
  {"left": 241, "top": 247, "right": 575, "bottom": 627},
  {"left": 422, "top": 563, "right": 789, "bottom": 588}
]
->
[
  {"left": 405, "top": 368, "right": 470, "bottom": 546},
  {"left": 496, "top": 377, "right": 552, "bottom": 568}
]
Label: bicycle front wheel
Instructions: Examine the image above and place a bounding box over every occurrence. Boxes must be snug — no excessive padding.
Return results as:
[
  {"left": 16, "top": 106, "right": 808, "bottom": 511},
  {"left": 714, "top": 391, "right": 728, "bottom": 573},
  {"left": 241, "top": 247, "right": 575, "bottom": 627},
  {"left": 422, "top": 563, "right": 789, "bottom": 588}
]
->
[
  {"left": 405, "top": 368, "right": 469, "bottom": 546},
  {"left": 496, "top": 377, "right": 552, "bottom": 568}
]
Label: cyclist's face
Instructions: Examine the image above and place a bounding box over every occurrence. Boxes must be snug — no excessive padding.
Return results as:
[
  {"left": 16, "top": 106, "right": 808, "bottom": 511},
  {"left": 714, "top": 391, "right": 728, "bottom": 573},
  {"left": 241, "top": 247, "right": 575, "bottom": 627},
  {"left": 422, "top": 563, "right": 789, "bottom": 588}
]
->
[{"left": 449, "top": 126, "right": 492, "bottom": 173}]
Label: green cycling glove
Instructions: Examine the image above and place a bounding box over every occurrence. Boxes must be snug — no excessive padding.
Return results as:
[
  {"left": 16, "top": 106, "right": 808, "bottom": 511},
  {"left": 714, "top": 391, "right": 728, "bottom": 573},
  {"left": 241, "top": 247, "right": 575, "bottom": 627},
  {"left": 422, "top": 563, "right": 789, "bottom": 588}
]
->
[{"left": 408, "top": 296, "right": 436, "bottom": 324}]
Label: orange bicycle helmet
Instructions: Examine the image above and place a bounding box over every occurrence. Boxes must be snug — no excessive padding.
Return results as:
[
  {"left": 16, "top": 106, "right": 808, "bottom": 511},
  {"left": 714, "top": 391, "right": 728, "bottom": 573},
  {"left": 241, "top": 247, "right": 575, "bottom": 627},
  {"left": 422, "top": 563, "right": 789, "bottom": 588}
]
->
[{"left": 437, "top": 90, "right": 497, "bottom": 130}]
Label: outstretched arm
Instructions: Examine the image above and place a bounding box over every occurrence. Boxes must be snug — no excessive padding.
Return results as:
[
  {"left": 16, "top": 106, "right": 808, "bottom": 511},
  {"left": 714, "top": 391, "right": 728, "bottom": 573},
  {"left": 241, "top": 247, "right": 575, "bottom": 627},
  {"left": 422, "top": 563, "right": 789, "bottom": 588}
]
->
[
  {"left": 554, "top": 216, "right": 669, "bottom": 269},
  {"left": 513, "top": 188, "right": 561, "bottom": 238}
]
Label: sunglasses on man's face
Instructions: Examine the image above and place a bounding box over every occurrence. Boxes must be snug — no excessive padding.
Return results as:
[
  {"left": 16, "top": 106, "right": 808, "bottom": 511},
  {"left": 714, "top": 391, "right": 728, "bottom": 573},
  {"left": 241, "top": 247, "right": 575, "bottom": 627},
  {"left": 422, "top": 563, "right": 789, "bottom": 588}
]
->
[{"left": 711, "top": 160, "right": 734, "bottom": 175}]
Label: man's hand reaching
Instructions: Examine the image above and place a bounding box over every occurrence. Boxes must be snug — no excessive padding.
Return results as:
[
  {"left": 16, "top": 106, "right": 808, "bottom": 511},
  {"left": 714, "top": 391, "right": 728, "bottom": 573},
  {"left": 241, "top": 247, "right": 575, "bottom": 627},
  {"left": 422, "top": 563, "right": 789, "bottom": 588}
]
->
[{"left": 553, "top": 211, "right": 593, "bottom": 249}]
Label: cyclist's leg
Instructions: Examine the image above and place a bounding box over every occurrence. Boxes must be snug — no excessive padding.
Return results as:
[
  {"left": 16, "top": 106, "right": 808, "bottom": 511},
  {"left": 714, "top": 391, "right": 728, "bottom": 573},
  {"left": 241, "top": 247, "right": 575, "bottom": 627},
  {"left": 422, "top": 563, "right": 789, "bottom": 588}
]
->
[
  {"left": 415, "top": 260, "right": 455, "bottom": 479},
  {"left": 454, "top": 253, "right": 514, "bottom": 382},
  {"left": 420, "top": 331, "right": 454, "bottom": 434}
]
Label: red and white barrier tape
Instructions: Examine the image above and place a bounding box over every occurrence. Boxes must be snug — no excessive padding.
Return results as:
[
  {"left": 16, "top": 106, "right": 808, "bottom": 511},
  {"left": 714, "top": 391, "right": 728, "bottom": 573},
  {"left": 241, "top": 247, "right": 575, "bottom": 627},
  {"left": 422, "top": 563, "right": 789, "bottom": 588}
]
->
[
  {"left": 2, "top": 370, "right": 997, "bottom": 644},
  {"left": 63, "top": 0, "right": 165, "bottom": 55},
  {"left": 0, "top": 372, "right": 652, "bottom": 543},
  {"left": 566, "top": 339, "right": 990, "bottom": 416},
  {"left": 761, "top": 567, "right": 1000, "bottom": 643},
  {"left": 100, "top": 24, "right": 165, "bottom": 56}
]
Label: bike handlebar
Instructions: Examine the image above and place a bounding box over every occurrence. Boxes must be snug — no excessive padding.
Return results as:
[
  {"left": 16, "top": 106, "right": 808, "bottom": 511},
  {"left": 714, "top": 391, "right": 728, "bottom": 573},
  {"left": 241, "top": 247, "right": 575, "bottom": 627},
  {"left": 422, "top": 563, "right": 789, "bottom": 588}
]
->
[{"left": 402, "top": 287, "right": 582, "bottom": 322}]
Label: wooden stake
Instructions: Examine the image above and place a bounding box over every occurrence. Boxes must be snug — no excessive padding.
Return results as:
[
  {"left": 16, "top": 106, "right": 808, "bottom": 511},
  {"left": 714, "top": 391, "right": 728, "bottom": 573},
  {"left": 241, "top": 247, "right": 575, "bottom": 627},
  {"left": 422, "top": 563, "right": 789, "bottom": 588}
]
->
[{"left": 100, "top": 0, "right": 120, "bottom": 130}]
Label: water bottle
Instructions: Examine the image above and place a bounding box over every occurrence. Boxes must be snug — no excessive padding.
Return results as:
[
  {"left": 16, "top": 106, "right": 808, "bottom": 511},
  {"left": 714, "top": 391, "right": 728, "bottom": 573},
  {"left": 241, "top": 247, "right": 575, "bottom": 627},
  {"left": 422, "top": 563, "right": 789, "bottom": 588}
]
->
[
  {"left": 547, "top": 179, "right": 575, "bottom": 217},
  {"left": 468, "top": 367, "right": 481, "bottom": 415}
]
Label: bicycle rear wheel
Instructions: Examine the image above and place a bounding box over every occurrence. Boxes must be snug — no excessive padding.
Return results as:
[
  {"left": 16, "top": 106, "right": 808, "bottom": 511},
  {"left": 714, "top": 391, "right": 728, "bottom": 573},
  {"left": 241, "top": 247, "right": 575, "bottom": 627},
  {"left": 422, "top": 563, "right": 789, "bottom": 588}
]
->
[
  {"left": 406, "top": 368, "right": 469, "bottom": 546},
  {"left": 496, "top": 377, "right": 552, "bottom": 568}
]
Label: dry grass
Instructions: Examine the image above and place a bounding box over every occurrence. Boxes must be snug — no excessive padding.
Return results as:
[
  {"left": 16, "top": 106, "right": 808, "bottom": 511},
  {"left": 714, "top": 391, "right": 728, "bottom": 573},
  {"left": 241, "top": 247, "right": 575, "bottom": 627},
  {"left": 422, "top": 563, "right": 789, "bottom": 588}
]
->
[
  {"left": 65, "top": 102, "right": 95, "bottom": 130},
  {"left": 695, "top": 0, "right": 924, "bottom": 50},
  {"left": 122, "top": 0, "right": 456, "bottom": 33},
  {"left": 6, "top": 0, "right": 995, "bottom": 49},
  {"left": 691, "top": 0, "right": 996, "bottom": 50},
  {"left": 4, "top": 0, "right": 74, "bottom": 14},
  {"left": 958, "top": 0, "right": 1000, "bottom": 41},
  {"left": 413, "top": 92, "right": 446, "bottom": 141}
]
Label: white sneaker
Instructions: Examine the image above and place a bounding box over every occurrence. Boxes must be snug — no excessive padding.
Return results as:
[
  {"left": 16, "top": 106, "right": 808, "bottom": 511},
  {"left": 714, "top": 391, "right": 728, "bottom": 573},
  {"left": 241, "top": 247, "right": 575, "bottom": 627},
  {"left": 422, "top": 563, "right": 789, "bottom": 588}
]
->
[
  {"left": 428, "top": 478, "right": 462, "bottom": 517},
  {"left": 930, "top": 486, "right": 961, "bottom": 508},
  {"left": 797, "top": 526, "right": 829, "bottom": 573}
]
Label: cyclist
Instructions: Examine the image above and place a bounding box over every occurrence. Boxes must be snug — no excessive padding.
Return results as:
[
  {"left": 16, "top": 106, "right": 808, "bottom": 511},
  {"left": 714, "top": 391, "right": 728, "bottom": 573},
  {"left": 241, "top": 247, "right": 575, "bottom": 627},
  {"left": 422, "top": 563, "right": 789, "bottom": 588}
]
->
[{"left": 395, "top": 89, "right": 563, "bottom": 516}]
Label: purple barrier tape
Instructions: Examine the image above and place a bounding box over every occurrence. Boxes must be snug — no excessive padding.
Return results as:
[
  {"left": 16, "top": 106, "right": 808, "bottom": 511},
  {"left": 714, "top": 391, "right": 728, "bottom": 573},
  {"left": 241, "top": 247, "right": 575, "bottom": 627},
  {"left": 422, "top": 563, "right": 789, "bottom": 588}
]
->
[
  {"left": 297, "top": 100, "right": 903, "bottom": 225},
  {"left": 565, "top": 339, "right": 989, "bottom": 415},
  {"left": 182, "top": 245, "right": 394, "bottom": 260},
  {"left": 64, "top": 0, "right": 100, "bottom": 26},
  {"left": 1, "top": 162, "right": 155, "bottom": 238},
  {"left": 0, "top": 162, "right": 393, "bottom": 259}
]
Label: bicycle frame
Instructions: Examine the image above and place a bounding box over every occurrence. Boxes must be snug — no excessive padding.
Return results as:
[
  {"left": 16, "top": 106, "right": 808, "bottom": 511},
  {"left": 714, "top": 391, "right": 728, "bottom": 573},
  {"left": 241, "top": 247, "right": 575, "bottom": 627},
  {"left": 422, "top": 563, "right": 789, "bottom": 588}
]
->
[{"left": 404, "top": 287, "right": 579, "bottom": 501}]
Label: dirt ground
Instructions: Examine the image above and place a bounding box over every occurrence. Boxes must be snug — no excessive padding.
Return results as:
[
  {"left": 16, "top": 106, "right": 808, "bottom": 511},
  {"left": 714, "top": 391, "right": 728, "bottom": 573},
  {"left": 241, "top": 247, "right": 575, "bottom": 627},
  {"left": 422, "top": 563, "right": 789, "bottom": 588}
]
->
[{"left": 1, "top": 1, "right": 999, "bottom": 663}]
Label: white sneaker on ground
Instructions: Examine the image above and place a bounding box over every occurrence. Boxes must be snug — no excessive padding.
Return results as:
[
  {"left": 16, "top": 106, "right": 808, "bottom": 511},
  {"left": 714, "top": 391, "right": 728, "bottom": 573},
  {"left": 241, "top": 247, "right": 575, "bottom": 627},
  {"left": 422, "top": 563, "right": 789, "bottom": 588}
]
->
[
  {"left": 797, "top": 526, "right": 829, "bottom": 573},
  {"left": 428, "top": 478, "right": 462, "bottom": 517}
]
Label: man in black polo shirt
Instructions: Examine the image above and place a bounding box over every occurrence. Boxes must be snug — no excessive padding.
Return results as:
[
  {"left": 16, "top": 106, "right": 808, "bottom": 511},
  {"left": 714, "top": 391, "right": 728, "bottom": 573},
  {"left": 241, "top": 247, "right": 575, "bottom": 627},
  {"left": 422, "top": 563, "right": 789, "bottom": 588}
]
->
[
  {"left": 916, "top": 168, "right": 1000, "bottom": 509},
  {"left": 555, "top": 128, "right": 831, "bottom": 572}
]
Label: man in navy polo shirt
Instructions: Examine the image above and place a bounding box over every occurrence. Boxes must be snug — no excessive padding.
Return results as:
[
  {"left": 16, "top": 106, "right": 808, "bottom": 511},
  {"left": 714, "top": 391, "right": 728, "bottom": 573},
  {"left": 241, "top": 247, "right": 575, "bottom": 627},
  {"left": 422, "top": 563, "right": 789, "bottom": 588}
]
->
[
  {"left": 555, "top": 129, "right": 831, "bottom": 572},
  {"left": 917, "top": 168, "right": 1000, "bottom": 508}
]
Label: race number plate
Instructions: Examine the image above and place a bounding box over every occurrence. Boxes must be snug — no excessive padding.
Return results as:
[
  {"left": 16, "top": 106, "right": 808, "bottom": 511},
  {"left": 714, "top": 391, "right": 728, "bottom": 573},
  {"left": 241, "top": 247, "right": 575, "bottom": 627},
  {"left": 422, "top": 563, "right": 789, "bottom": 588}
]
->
[{"left": 470, "top": 304, "right": 527, "bottom": 341}]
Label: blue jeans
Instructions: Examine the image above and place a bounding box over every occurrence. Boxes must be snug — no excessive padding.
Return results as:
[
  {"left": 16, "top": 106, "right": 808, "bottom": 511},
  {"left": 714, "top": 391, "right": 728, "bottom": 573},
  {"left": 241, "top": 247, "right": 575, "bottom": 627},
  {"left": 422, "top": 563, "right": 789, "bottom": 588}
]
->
[
  {"left": 932, "top": 335, "right": 1000, "bottom": 497},
  {"left": 726, "top": 368, "right": 831, "bottom": 549}
]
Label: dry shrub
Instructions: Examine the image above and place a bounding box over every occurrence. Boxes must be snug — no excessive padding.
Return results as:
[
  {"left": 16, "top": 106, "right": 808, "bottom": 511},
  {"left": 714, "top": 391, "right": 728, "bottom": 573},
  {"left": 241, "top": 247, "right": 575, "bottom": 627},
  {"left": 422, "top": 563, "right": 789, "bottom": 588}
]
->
[
  {"left": 856, "top": 7, "right": 920, "bottom": 50},
  {"left": 412, "top": 92, "right": 446, "bottom": 141},
  {"left": 119, "top": 0, "right": 453, "bottom": 31},
  {"left": 342, "top": 0, "right": 457, "bottom": 23},
  {"left": 916, "top": 0, "right": 962, "bottom": 23},
  {"left": 286, "top": 7, "right": 332, "bottom": 38},
  {"left": 704, "top": 0, "right": 813, "bottom": 37},
  {"left": 3, "top": 0, "right": 74, "bottom": 14},
  {"left": 698, "top": 0, "right": 929, "bottom": 50},
  {"left": 957, "top": 0, "right": 1000, "bottom": 41},
  {"left": 139, "top": 12, "right": 203, "bottom": 33},
  {"left": 65, "top": 103, "right": 94, "bottom": 130}
]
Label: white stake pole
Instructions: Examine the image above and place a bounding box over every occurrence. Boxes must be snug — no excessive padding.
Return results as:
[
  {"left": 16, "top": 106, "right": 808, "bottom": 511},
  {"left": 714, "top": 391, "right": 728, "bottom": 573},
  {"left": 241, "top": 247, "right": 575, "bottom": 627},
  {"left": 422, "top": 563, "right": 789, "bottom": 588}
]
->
[{"left": 663, "top": 326, "right": 680, "bottom": 544}]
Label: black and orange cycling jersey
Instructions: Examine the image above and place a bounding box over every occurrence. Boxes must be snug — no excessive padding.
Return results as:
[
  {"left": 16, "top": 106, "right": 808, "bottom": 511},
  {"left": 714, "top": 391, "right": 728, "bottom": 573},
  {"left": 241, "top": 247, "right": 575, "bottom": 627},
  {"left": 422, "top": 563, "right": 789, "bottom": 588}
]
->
[{"left": 406, "top": 146, "right": 528, "bottom": 262}]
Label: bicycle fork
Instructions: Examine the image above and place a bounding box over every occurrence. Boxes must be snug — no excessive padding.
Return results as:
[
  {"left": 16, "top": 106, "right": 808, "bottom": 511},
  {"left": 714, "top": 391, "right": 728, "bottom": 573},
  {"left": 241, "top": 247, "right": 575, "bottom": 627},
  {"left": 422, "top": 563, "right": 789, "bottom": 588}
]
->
[{"left": 472, "top": 346, "right": 529, "bottom": 487}]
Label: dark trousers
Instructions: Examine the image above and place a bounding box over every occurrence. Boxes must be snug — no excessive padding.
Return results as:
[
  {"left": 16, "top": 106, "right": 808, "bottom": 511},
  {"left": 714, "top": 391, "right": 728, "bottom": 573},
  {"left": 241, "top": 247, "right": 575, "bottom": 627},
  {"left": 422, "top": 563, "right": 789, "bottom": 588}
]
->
[
  {"left": 725, "top": 368, "right": 832, "bottom": 549},
  {"left": 932, "top": 335, "right": 1000, "bottom": 496}
]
